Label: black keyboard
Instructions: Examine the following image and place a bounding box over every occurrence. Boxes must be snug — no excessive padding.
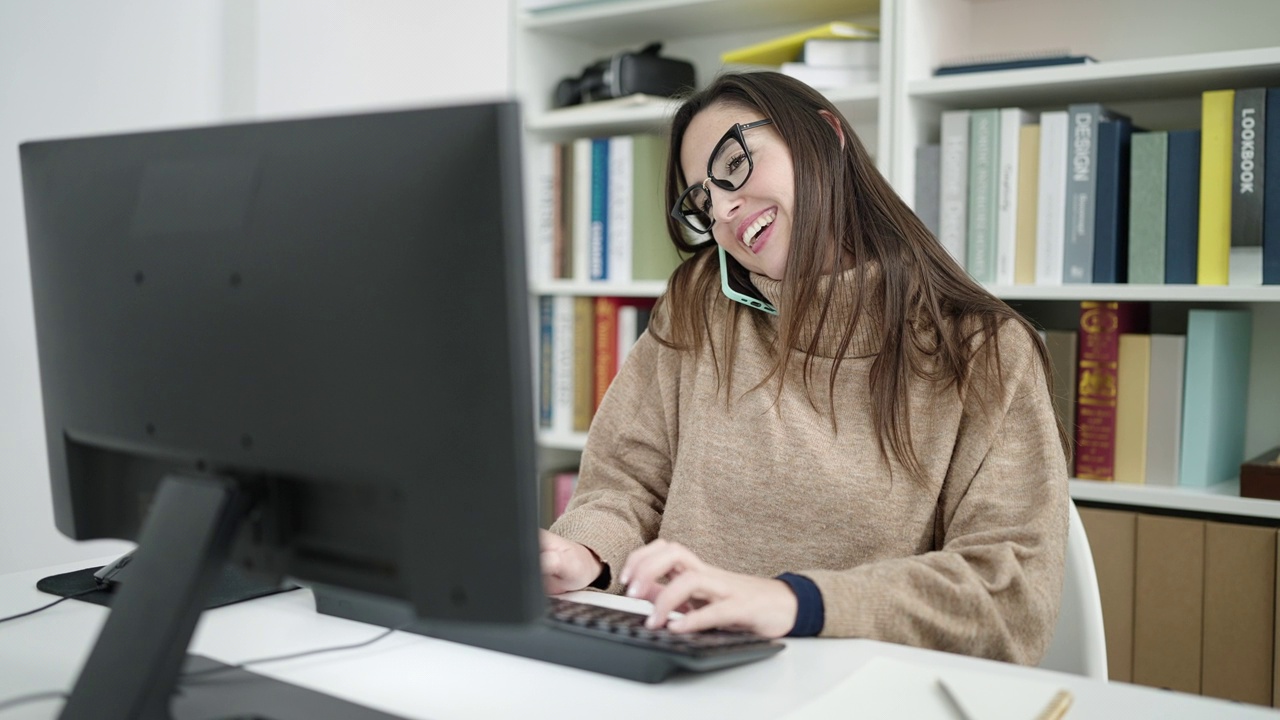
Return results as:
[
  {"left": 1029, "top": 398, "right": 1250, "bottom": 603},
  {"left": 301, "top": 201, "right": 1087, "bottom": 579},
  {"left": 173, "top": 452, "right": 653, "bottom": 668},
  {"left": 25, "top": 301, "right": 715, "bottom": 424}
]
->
[
  {"left": 313, "top": 587, "right": 785, "bottom": 683},
  {"left": 545, "top": 596, "right": 782, "bottom": 658}
]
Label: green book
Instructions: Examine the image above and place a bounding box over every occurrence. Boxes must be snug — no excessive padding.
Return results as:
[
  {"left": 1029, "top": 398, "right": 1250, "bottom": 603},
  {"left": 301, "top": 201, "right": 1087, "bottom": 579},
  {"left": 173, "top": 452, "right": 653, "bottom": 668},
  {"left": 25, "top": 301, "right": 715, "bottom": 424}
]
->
[
  {"left": 966, "top": 108, "right": 1000, "bottom": 283},
  {"left": 631, "top": 134, "right": 683, "bottom": 281},
  {"left": 1128, "top": 131, "right": 1168, "bottom": 284}
]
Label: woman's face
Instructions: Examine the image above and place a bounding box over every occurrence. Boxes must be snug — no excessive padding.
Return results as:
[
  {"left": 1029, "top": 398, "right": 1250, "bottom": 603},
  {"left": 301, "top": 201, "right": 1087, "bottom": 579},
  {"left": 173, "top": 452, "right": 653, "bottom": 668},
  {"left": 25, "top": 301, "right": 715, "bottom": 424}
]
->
[{"left": 679, "top": 102, "right": 795, "bottom": 281}]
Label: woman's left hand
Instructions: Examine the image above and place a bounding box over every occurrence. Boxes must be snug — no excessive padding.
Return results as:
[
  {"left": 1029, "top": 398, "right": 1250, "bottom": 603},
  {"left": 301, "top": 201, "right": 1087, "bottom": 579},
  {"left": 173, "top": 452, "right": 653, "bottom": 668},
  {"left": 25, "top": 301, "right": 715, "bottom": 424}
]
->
[{"left": 619, "top": 539, "right": 798, "bottom": 639}]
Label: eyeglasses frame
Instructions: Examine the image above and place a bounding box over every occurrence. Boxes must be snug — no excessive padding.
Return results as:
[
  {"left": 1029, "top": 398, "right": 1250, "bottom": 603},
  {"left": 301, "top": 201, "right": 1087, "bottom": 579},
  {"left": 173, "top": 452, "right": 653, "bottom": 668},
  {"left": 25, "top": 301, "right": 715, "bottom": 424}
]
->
[{"left": 669, "top": 118, "right": 773, "bottom": 234}]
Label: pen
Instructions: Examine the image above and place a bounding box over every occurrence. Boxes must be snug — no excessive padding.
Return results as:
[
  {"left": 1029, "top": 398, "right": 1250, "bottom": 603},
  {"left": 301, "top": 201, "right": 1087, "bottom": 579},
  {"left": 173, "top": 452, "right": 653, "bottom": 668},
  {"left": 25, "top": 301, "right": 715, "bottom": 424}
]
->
[{"left": 937, "top": 677, "right": 1073, "bottom": 720}]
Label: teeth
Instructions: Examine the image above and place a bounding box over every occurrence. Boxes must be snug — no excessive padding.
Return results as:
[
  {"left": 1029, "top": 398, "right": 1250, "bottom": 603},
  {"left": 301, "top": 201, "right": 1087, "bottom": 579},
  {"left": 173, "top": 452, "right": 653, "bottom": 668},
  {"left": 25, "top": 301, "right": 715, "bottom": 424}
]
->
[{"left": 742, "top": 210, "right": 776, "bottom": 249}]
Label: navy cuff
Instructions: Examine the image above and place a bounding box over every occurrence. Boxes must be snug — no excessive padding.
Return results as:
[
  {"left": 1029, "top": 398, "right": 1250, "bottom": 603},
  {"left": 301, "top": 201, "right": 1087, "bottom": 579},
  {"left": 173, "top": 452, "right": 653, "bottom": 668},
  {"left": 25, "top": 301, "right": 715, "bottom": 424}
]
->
[{"left": 776, "top": 572, "right": 825, "bottom": 637}]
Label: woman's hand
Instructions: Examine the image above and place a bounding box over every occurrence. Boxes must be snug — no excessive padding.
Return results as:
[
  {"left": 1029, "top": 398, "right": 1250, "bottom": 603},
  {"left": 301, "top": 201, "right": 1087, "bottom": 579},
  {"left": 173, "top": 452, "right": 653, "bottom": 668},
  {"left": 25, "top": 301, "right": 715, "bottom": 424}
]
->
[
  {"left": 620, "top": 539, "right": 798, "bottom": 639},
  {"left": 538, "top": 529, "right": 604, "bottom": 595}
]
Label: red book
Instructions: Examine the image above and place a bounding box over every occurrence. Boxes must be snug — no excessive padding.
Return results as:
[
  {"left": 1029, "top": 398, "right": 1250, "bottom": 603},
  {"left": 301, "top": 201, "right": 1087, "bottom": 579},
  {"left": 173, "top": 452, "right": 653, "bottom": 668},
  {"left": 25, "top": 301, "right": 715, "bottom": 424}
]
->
[
  {"left": 593, "top": 297, "right": 620, "bottom": 414},
  {"left": 1074, "top": 301, "right": 1150, "bottom": 480},
  {"left": 553, "top": 471, "right": 579, "bottom": 519}
]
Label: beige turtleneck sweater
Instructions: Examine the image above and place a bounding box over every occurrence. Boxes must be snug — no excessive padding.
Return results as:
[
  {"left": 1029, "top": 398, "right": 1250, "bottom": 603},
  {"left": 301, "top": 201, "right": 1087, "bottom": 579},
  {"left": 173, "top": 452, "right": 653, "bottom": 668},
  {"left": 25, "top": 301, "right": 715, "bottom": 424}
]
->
[{"left": 550, "top": 266, "right": 1068, "bottom": 665}]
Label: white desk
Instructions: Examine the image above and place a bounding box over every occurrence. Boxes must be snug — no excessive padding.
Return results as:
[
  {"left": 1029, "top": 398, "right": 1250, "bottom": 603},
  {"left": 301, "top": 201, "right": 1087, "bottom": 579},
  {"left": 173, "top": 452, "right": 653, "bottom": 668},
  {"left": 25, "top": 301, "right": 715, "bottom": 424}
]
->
[{"left": 1, "top": 558, "right": 1276, "bottom": 719}]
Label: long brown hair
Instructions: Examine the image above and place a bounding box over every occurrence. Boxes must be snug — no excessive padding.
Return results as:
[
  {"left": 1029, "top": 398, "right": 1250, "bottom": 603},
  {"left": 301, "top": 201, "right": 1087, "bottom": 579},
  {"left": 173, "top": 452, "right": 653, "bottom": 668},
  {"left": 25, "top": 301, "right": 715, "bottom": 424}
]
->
[{"left": 653, "top": 71, "right": 1069, "bottom": 480}]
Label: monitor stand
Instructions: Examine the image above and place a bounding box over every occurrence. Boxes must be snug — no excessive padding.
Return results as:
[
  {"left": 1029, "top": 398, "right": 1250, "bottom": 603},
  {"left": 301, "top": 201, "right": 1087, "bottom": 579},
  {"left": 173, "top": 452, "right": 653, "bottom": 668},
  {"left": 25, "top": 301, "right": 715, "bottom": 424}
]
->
[{"left": 58, "top": 474, "right": 404, "bottom": 720}]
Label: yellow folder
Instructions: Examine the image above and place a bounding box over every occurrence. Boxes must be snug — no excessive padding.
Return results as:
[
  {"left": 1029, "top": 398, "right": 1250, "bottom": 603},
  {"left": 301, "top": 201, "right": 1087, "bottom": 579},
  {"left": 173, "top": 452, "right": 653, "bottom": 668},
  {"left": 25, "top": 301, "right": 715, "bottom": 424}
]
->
[{"left": 721, "top": 21, "right": 878, "bottom": 66}]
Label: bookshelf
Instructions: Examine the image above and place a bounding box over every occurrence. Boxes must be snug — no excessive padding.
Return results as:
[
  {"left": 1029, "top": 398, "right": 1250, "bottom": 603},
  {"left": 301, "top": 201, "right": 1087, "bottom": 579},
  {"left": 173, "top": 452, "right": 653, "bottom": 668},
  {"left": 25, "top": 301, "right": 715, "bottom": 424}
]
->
[{"left": 514, "top": 0, "right": 1280, "bottom": 517}]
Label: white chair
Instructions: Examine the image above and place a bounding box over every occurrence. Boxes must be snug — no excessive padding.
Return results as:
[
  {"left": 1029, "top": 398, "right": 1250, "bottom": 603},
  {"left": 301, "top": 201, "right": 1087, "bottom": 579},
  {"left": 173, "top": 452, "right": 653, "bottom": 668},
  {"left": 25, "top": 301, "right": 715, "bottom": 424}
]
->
[{"left": 1038, "top": 500, "right": 1109, "bottom": 680}]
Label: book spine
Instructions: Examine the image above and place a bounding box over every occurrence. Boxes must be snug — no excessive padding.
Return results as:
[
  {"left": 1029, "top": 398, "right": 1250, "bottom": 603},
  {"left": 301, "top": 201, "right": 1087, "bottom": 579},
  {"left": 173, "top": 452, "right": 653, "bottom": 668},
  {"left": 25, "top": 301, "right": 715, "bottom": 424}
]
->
[
  {"left": 553, "top": 471, "right": 579, "bottom": 520},
  {"left": 589, "top": 137, "right": 609, "bottom": 281},
  {"left": 1144, "top": 334, "right": 1186, "bottom": 486},
  {"left": 538, "top": 296, "right": 553, "bottom": 429},
  {"left": 531, "top": 142, "right": 556, "bottom": 284},
  {"left": 557, "top": 142, "right": 574, "bottom": 279},
  {"left": 939, "top": 110, "right": 970, "bottom": 268},
  {"left": 593, "top": 296, "right": 619, "bottom": 413},
  {"left": 1091, "top": 118, "right": 1134, "bottom": 284},
  {"left": 617, "top": 305, "right": 638, "bottom": 366},
  {"left": 631, "top": 134, "right": 682, "bottom": 281},
  {"left": 1268, "top": 88, "right": 1280, "bottom": 285},
  {"left": 1044, "top": 329, "right": 1078, "bottom": 443},
  {"left": 1113, "top": 333, "right": 1151, "bottom": 484},
  {"left": 1165, "top": 130, "right": 1202, "bottom": 284},
  {"left": 1179, "top": 309, "right": 1252, "bottom": 486},
  {"left": 1127, "top": 131, "right": 1168, "bottom": 284},
  {"left": 801, "top": 37, "right": 880, "bottom": 67},
  {"left": 1074, "top": 301, "right": 1148, "bottom": 480},
  {"left": 996, "top": 108, "right": 1032, "bottom": 285},
  {"left": 551, "top": 295, "right": 575, "bottom": 435},
  {"left": 571, "top": 296, "right": 595, "bottom": 433},
  {"left": 1036, "top": 111, "right": 1069, "bottom": 286},
  {"left": 966, "top": 108, "right": 1000, "bottom": 283},
  {"left": 1198, "top": 89, "right": 1234, "bottom": 285},
  {"left": 572, "top": 137, "right": 593, "bottom": 282},
  {"left": 1064, "top": 104, "right": 1112, "bottom": 283},
  {"left": 915, "top": 143, "right": 941, "bottom": 237},
  {"left": 1014, "top": 124, "right": 1040, "bottom": 285},
  {"left": 607, "top": 135, "right": 633, "bottom": 284},
  {"left": 1231, "top": 88, "right": 1266, "bottom": 286}
]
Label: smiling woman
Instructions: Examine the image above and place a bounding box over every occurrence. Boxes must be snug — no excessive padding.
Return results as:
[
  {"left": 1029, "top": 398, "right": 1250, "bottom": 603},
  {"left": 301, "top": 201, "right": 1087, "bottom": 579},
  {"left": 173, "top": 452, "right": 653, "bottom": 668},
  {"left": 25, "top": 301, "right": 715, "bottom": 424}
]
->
[{"left": 540, "top": 71, "right": 1071, "bottom": 666}]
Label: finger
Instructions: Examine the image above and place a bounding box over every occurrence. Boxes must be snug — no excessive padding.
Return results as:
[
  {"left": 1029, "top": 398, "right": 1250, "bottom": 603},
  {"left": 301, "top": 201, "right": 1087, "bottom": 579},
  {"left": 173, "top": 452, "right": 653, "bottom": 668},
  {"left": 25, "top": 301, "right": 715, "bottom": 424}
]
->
[
  {"left": 625, "top": 544, "right": 700, "bottom": 601},
  {"left": 647, "top": 571, "right": 717, "bottom": 629},
  {"left": 539, "top": 548, "right": 563, "bottom": 578},
  {"left": 667, "top": 600, "right": 743, "bottom": 634},
  {"left": 618, "top": 538, "right": 671, "bottom": 587}
]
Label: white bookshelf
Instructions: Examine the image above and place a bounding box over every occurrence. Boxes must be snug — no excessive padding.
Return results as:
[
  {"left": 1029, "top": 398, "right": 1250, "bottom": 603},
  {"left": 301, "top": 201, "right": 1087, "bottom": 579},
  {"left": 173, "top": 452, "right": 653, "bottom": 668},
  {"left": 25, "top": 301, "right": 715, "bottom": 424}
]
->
[{"left": 516, "top": 0, "right": 1280, "bottom": 516}]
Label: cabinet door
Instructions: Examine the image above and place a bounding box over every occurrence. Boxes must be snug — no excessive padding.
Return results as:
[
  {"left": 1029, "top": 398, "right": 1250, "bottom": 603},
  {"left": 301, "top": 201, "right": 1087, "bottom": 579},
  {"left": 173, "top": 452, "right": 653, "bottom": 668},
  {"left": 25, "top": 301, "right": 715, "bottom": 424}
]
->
[
  {"left": 1202, "top": 521, "right": 1275, "bottom": 705},
  {"left": 1133, "top": 514, "right": 1205, "bottom": 694},
  {"left": 1078, "top": 507, "right": 1137, "bottom": 682}
]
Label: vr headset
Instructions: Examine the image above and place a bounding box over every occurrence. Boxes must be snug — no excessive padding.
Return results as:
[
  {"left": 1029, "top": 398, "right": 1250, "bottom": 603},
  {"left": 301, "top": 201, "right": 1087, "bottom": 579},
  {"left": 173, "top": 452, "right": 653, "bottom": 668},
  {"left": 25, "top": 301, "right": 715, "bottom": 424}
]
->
[{"left": 554, "top": 42, "right": 696, "bottom": 108}]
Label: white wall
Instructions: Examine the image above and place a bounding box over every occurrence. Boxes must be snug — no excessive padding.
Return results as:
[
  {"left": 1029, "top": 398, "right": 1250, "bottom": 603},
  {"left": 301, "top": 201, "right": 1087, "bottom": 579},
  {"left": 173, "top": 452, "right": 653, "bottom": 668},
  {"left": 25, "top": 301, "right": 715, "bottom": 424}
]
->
[{"left": 0, "top": 0, "right": 512, "bottom": 576}]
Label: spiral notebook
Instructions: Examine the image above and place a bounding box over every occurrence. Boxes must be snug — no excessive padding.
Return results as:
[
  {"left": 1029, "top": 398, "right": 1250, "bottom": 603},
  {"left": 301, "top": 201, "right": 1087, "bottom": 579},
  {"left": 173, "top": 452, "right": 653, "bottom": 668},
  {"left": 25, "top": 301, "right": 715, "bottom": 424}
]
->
[{"left": 785, "top": 656, "right": 1072, "bottom": 720}]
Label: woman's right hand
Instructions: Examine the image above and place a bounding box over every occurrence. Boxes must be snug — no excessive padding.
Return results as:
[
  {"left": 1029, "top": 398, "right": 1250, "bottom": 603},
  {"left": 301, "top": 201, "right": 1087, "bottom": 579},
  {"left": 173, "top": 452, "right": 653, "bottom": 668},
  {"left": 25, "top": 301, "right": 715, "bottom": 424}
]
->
[{"left": 539, "top": 529, "right": 604, "bottom": 595}]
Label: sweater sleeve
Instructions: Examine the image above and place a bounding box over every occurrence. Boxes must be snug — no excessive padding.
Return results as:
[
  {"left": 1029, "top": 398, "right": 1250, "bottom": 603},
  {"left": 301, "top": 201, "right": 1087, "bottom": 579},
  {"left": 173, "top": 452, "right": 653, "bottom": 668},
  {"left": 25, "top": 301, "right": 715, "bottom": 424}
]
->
[
  {"left": 548, "top": 325, "right": 679, "bottom": 595},
  {"left": 801, "top": 329, "right": 1069, "bottom": 665}
]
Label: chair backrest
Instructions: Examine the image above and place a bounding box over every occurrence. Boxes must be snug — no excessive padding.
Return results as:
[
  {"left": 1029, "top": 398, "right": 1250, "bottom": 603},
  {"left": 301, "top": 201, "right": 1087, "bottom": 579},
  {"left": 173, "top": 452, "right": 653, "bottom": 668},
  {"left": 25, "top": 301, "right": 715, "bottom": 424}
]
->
[{"left": 1038, "top": 500, "right": 1108, "bottom": 680}]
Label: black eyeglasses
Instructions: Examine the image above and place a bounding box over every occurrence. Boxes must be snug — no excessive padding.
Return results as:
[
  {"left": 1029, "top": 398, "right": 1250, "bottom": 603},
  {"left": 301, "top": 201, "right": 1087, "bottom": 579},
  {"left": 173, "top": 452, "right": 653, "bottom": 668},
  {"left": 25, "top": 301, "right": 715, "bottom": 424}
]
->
[{"left": 670, "top": 119, "right": 773, "bottom": 234}]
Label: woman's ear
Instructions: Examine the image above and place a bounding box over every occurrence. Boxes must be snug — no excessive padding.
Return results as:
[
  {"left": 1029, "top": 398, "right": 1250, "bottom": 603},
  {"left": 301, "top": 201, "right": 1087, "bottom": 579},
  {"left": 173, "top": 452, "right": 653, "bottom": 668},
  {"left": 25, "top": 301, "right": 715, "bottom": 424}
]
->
[{"left": 818, "top": 110, "right": 846, "bottom": 150}]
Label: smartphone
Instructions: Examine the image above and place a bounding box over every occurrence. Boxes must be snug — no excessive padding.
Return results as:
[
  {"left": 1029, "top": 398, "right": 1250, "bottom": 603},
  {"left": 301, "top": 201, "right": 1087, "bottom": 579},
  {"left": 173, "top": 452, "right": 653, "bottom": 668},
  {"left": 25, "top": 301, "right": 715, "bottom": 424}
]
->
[{"left": 719, "top": 246, "right": 778, "bottom": 315}]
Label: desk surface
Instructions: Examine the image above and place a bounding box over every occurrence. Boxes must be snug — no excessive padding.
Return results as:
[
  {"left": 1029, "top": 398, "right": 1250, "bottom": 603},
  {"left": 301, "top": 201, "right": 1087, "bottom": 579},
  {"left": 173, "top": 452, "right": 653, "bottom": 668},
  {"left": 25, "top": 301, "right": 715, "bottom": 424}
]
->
[{"left": 1, "top": 558, "right": 1276, "bottom": 720}]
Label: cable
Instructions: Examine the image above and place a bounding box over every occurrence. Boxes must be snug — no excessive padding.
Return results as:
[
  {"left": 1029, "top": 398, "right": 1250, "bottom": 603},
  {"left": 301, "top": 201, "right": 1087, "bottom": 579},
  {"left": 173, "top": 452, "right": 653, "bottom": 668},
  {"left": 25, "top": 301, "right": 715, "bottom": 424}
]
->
[
  {"left": 0, "top": 586, "right": 100, "bottom": 626},
  {"left": 182, "top": 623, "right": 408, "bottom": 683},
  {"left": 0, "top": 690, "right": 67, "bottom": 714}
]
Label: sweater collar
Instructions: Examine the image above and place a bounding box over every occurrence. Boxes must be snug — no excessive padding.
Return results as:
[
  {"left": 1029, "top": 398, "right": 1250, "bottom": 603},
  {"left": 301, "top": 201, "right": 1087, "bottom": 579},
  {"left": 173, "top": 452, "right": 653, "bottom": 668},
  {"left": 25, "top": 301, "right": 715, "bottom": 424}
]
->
[{"left": 748, "top": 264, "right": 884, "bottom": 358}]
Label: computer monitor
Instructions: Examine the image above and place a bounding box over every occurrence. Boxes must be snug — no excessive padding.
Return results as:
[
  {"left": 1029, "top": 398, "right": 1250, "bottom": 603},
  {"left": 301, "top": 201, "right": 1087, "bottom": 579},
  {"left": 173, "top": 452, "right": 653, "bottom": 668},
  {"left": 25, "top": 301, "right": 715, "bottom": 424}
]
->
[{"left": 21, "top": 101, "right": 542, "bottom": 718}]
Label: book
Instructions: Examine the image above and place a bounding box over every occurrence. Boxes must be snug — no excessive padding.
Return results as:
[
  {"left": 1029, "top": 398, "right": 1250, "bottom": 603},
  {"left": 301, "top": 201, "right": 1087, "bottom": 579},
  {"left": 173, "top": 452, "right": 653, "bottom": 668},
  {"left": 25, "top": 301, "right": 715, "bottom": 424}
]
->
[
  {"left": 1064, "top": 104, "right": 1128, "bottom": 283},
  {"left": 571, "top": 296, "right": 594, "bottom": 432},
  {"left": 1164, "top": 130, "right": 1201, "bottom": 284},
  {"left": 572, "top": 137, "right": 593, "bottom": 281},
  {"left": 538, "top": 296, "right": 554, "bottom": 428},
  {"left": 1267, "top": 87, "right": 1280, "bottom": 284},
  {"left": 629, "top": 134, "right": 683, "bottom": 282},
  {"left": 1035, "top": 111, "right": 1069, "bottom": 286},
  {"left": 1074, "top": 301, "right": 1149, "bottom": 481},
  {"left": 996, "top": 108, "right": 1035, "bottom": 285},
  {"left": 801, "top": 38, "right": 879, "bottom": 67},
  {"left": 607, "top": 135, "right": 634, "bottom": 283},
  {"left": 721, "top": 21, "right": 879, "bottom": 66},
  {"left": 1198, "top": 89, "right": 1234, "bottom": 285},
  {"left": 1043, "top": 330, "right": 1078, "bottom": 440},
  {"left": 915, "top": 143, "right": 941, "bottom": 237},
  {"left": 531, "top": 142, "right": 557, "bottom": 283},
  {"left": 555, "top": 142, "right": 574, "bottom": 279},
  {"left": 939, "top": 110, "right": 970, "bottom": 268},
  {"left": 593, "top": 296, "right": 620, "bottom": 414},
  {"left": 551, "top": 295, "right": 576, "bottom": 435},
  {"left": 1091, "top": 118, "right": 1135, "bottom": 284},
  {"left": 589, "top": 137, "right": 610, "bottom": 281},
  {"left": 1014, "top": 124, "right": 1040, "bottom": 285},
  {"left": 1230, "top": 88, "right": 1266, "bottom": 286},
  {"left": 780, "top": 62, "right": 877, "bottom": 89},
  {"left": 1113, "top": 334, "right": 1150, "bottom": 484},
  {"left": 934, "top": 51, "right": 1096, "bottom": 76},
  {"left": 552, "top": 470, "right": 579, "bottom": 519},
  {"left": 1127, "top": 131, "right": 1168, "bottom": 284},
  {"left": 1179, "top": 309, "right": 1252, "bottom": 487},
  {"left": 966, "top": 108, "right": 1000, "bottom": 283},
  {"left": 1143, "top": 334, "right": 1185, "bottom": 487}
]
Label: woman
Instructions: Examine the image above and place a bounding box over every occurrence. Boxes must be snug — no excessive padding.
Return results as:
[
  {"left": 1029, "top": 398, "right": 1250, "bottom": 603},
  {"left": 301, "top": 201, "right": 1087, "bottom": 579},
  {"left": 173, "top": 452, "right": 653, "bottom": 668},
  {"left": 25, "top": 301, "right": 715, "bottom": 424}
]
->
[{"left": 539, "top": 71, "right": 1069, "bottom": 665}]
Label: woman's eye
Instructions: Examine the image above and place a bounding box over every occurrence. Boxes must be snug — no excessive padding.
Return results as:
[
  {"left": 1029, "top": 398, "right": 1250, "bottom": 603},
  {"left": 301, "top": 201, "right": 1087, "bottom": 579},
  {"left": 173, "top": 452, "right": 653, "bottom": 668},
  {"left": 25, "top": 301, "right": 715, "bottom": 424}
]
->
[{"left": 725, "top": 153, "right": 747, "bottom": 174}]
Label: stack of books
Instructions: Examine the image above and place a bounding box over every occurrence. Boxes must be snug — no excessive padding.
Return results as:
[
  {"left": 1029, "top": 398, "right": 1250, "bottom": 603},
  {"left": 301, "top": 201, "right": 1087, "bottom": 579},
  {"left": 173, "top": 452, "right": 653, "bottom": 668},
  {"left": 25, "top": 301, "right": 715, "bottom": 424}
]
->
[{"left": 721, "top": 21, "right": 880, "bottom": 90}]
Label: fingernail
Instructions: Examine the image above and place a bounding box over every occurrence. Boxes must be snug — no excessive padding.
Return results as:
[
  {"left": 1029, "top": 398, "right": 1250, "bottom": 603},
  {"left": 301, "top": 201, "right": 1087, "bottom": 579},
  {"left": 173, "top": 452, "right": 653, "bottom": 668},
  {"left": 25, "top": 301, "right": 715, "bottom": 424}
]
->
[
  {"left": 669, "top": 617, "right": 685, "bottom": 631},
  {"left": 626, "top": 584, "right": 639, "bottom": 598},
  {"left": 645, "top": 615, "right": 657, "bottom": 629},
  {"left": 620, "top": 573, "right": 630, "bottom": 585}
]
